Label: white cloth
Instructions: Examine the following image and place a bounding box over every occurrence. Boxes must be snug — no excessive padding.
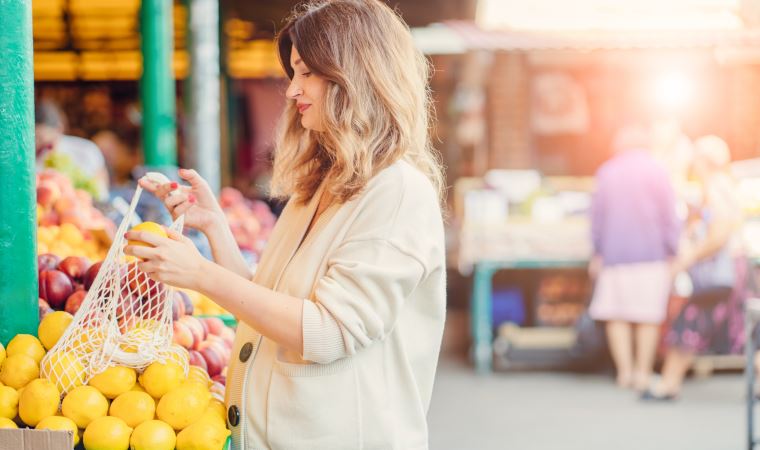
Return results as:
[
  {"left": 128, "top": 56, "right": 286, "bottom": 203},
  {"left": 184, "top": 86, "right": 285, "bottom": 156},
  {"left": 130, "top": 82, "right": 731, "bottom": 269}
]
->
[{"left": 226, "top": 160, "right": 447, "bottom": 449}]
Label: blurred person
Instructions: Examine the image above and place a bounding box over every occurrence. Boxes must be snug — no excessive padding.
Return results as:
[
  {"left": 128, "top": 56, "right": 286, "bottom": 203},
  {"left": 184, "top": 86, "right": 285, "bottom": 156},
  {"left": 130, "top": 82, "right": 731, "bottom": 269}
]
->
[
  {"left": 35, "top": 100, "right": 110, "bottom": 200},
  {"left": 123, "top": 1, "right": 446, "bottom": 448},
  {"left": 642, "top": 135, "right": 745, "bottom": 401},
  {"left": 588, "top": 124, "right": 681, "bottom": 391},
  {"left": 91, "top": 128, "right": 141, "bottom": 187}
]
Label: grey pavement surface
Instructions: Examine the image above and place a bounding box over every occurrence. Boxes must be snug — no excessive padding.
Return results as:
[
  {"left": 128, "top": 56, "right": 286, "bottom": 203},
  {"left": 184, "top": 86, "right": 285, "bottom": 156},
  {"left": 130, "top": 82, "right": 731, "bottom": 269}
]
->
[{"left": 428, "top": 358, "right": 750, "bottom": 450}]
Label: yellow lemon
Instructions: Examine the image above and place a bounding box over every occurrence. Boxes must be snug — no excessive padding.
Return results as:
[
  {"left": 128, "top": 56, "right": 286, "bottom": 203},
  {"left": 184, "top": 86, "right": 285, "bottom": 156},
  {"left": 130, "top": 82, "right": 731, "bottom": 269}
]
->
[
  {"left": 36, "top": 415, "right": 80, "bottom": 446},
  {"left": 0, "top": 342, "right": 5, "bottom": 367},
  {"left": 175, "top": 415, "right": 231, "bottom": 450},
  {"left": 70, "top": 327, "right": 105, "bottom": 353},
  {"left": 62, "top": 385, "right": 108, "bottom": 428},
  {"left": 128, "top": 221, "right": 167, "bottom": 248},
  {"left": 130, "top": 419, "right": 177, "bottom": 450},
  {"left": 83, "top": 416, "right": 133, "bottom": 450},
  {"left": 38, "top": 311, "right": 74, "bottom": 351},
  {"left": 0, "top": 417, "right": 17, "bottom": 429},
  {"left": 89, "top": 365, "right": 136, "bottom": 399},
  {"left": 156, "top": 384, "right": 210, "bottom": 431},
  {"left": 18, "top": 378, "right": 60, "bottom": 427},
  {"left": 41, "top": 351, "right": 85, "bottom": 394},
  {"left": 0, "top": 354, "right": 39, "bottom": 389},
  {"left": 6, "top": 334, "right": 45, "bottom": 364},
  {"left": 109, "top": 391, "right": 155, "bottom": 428},
  {"left": 0, "top": 385, "right": 19, "bottom": 419},
  {"left": 130, "top": 383, "right": 147, "bottom": 393},
  {"left": 139, "top": 361, "right": 185, "bottom": 399},
  {"left": 205, "top": 399, "right": 226, "bottom": 424}
]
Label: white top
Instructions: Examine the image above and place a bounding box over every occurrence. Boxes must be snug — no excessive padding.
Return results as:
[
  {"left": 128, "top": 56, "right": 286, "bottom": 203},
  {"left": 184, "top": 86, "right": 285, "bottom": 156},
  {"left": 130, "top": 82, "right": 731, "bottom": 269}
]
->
[{"left": 225, "top": 160, "right": 447, "bottom": 449}]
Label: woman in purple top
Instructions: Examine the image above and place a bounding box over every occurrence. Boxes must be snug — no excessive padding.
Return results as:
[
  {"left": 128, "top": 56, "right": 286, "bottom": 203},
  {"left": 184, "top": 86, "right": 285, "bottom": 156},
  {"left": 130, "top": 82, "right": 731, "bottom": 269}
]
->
[{"left": 588, "top": 125, "right": 681, "bottom": 391}]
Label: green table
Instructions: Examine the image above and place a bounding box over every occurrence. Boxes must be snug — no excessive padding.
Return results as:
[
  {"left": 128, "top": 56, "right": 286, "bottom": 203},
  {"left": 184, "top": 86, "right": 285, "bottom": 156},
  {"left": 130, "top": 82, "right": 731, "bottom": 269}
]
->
[{"left": 470, "top": 258, "right": 588, "bottom": 374}]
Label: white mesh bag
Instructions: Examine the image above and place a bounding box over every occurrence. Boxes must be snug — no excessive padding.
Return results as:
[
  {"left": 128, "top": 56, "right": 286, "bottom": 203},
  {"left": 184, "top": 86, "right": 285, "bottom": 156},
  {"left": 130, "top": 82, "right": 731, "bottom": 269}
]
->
[{"left": 41, "top": 172, "right": 188, "bottom": 394}]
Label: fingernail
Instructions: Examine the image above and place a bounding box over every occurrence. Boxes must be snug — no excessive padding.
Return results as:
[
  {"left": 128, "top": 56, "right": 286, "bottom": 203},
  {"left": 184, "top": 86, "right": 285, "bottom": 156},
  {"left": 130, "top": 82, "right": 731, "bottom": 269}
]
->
[
  {"left": 170, "top": 182, "right": 178, "bottom": 189},
  {"left": 123, "top": 233, "right": 128, "bottom": 238}
]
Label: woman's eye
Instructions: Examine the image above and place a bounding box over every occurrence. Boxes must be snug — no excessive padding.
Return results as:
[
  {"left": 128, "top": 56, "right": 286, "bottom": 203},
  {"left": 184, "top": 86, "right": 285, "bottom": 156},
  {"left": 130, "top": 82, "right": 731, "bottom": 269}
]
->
[{"left": 301, "top": 72, "right": 312, "bottom": 77}]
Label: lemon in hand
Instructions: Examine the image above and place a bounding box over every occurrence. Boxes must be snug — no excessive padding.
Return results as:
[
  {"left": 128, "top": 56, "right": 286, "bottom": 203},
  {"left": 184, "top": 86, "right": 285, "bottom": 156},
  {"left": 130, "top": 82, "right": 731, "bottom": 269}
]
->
[{"left": 128, "top": 222, "right": 167, "bottom": 248}]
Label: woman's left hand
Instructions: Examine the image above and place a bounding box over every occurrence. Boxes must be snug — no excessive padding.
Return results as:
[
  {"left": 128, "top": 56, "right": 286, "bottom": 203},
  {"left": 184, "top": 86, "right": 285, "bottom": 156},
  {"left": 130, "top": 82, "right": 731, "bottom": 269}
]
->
[{"left": 124, "top": 228, "right": 208, "bottom": 291}]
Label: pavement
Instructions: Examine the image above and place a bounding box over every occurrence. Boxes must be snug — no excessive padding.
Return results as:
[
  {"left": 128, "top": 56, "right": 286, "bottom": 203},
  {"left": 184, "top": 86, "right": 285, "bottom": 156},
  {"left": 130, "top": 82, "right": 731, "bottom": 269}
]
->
[{"left": 428, "top": 357, "right": 750, "bottom": 450}]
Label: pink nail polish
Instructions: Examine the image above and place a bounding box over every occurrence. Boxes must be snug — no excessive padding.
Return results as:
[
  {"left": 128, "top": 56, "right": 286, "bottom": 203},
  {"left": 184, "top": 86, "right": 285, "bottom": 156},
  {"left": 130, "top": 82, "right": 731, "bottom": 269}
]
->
[{"left": 170, "top": 182, "right": 178, "bottom": 189}]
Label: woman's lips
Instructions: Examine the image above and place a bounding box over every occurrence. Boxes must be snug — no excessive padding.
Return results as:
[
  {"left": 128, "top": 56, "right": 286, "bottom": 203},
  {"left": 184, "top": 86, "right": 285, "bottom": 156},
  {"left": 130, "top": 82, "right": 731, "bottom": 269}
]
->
[{"left": 297, "top": 104, "right": 311, "bottom": 113}]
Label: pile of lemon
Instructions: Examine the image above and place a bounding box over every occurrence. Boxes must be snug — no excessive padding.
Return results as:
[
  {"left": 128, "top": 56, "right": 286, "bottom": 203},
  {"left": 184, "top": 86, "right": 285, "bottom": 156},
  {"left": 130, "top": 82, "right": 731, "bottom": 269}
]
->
[{"left": 0, "top": 311, "right": 230, "bottom": 450}]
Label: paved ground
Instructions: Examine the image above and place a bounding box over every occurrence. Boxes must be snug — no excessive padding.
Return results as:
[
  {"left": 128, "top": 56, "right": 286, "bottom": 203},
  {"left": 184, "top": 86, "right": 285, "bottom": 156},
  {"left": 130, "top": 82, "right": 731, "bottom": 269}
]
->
[{"left": 428, "top": 357, "right": 750, "bottom": 450}]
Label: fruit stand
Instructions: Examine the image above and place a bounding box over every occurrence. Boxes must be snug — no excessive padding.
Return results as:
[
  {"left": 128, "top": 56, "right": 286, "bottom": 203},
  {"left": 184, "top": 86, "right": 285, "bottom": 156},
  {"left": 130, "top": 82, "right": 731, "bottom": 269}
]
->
[{"left": 0, "top": 2, "right": 258, "bottom": 448}]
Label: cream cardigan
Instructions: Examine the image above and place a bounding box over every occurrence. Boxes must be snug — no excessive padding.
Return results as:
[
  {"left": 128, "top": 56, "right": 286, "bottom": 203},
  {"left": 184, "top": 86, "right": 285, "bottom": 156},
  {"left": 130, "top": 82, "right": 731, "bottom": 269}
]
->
[{"left": 225, "top": 160, "right": 447, "bottom": 450}]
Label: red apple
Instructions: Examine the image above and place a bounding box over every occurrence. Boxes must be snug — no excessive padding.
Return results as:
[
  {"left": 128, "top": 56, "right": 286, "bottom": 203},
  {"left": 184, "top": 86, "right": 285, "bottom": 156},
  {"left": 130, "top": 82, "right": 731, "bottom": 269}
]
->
[
  {"left": 203, "top": 317, "right": 226, "bottom": 336},
  {"left": 39, "top": 270, "right": 75, "bottom": 309},
  {"left": 83, "top": 261, "right": 103, "bottom": 290},
  {"left": 65, "top": 290, "right": 87, "bottom": 315},
  {"left": 58, "top": 256, "right": 92, "bottom": 284},
  {"left": 38, "top": 254, "right": 61, "bottom": 272},
  {"left": 200, "top": 346, "right": 225, "bottom": 377},
  {"left": 187, "top": 350, "right": 208, "bottom": 371}
]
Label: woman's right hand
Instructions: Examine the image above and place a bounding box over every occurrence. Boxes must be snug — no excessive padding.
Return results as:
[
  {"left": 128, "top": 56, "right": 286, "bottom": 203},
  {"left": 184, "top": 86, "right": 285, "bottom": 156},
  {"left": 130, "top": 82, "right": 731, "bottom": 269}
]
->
[{"left": 139, "top": 168, "right": 224, "bottom": 233}]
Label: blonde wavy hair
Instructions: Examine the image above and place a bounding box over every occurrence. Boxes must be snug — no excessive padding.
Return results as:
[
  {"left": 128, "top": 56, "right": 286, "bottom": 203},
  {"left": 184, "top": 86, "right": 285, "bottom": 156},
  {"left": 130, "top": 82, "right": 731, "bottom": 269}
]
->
[{"left": 271, "top": 0, "right": 444, "bottom": 205}]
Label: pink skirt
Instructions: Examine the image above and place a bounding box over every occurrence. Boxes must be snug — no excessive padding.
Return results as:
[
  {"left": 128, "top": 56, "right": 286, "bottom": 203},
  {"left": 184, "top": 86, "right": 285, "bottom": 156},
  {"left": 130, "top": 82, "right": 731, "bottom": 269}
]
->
[{"left": 589, "top": 261, "right": 672, "bottom": 324}]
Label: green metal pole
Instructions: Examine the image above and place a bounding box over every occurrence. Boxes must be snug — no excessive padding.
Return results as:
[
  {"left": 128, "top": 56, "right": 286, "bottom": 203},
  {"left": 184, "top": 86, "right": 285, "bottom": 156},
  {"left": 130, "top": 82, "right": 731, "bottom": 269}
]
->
[
  {"left": 140, "top": 0, "right": 177, "bottom": 168},
  {"left": 0, "top": 0, "right": 38, "bottom": 345}
]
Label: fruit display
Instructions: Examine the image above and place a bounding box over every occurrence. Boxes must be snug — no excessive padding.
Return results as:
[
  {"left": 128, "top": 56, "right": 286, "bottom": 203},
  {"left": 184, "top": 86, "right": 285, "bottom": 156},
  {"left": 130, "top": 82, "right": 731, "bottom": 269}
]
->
[
  {"left": 220, "top": 187, "right": 275, "bottom": 257},
  {"left": 0, "top": 326, "right": 230, "bottom": 449},
  {"left": 36, "top": 168, "right": 114, "bottom": 259},
  {"left": 36, "top": 250, "right": 234, "bottom": 395}
]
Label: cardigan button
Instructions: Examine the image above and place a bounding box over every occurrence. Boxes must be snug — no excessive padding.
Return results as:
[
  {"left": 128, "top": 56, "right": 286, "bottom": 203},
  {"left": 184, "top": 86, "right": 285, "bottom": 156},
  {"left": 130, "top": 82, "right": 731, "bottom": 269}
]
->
[
  {"left": 228, "top": 405, "right": 240, "bottom": 427},
  {"left": 239, "top": 342, "right": 253, "bottom": 362}
]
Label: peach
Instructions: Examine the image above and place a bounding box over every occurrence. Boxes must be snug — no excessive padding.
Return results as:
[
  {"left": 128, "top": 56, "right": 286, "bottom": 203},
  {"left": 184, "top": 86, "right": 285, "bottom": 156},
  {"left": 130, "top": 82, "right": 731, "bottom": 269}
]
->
[
  {"left": 200, "top": 346, "right": 225, "bottom": 377},
  {"left": 179, "top": 316, "right": 206, "bottom": 349},
  {"left": 218, "top": 327, "right": 235, "bottom": 348},
  {"left": 187, "top": 350, "right": 208, "bottom": 371},
  {"left": 36, "top": 181, "right": 61, "bottom": 209},
  {"left": 203, "top": 317, "right": 226, "bottom": 336},
  {"left": 172, "top": 321, "right": 195, "bottom": 349},
  {"left": 171, "top": 292, "right": 186, "bottom": 321}
]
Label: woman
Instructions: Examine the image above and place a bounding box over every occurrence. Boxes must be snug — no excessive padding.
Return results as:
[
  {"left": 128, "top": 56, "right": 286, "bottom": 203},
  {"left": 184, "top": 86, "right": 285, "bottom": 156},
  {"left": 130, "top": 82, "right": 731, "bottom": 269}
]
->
[
  {"left": 588, "top": 124, "right": 680, "bottom": 392},
  {"left": 642, "top": 135, "right": 745, "bottom": 401},
  {"left": 125, "top": 1, "right": 447, "bottom": 448}
]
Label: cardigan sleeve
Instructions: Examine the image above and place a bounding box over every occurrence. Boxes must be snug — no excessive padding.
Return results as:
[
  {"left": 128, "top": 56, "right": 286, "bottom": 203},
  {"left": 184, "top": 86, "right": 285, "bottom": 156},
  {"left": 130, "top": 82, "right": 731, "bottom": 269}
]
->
[{"left": 301, "top": 238, "right": 426, "bottom": 364}]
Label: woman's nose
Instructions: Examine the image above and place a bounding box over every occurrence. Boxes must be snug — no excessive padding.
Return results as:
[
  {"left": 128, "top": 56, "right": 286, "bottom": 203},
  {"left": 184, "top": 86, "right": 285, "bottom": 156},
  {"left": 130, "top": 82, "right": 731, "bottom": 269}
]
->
[{"left": 286, "top": 80, "right": 302, "bottom": 99}]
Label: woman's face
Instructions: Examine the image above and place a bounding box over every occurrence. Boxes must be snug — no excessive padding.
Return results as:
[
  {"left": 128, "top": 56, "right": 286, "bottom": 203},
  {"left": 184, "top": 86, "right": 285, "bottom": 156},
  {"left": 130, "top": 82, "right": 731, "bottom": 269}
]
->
[{"left": 286, "top": 45, "right": 328, "bottom": 132}]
